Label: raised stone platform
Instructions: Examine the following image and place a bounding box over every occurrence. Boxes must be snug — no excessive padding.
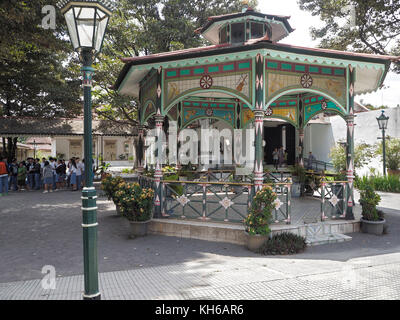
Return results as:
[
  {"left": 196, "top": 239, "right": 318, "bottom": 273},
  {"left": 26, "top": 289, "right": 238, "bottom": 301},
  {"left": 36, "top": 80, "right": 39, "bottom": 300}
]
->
[{"left": 148, "top": 216, "right": 360, "bottom": 246}]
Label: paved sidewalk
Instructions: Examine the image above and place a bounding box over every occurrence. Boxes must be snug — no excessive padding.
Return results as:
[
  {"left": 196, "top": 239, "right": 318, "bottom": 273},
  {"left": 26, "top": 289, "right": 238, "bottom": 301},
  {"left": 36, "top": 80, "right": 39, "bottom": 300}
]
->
[
  {"left": 1, "top": 188, "right": 400, "bottom": 299},
  {"left": 1, "top": 252, "right": 400, "bottom": 300}
]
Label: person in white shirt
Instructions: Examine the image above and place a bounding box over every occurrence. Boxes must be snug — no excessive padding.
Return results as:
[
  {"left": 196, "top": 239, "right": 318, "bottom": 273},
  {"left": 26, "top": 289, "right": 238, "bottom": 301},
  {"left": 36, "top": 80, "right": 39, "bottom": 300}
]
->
[
  {"left": 69, "top": 158, "right": 78, "bottom": 191},
  {"left": 49, "top": 157, "right": 57, "bottom": 190},
  {"left": 75, "top": 158, "right": 84, "bottom": 190}
]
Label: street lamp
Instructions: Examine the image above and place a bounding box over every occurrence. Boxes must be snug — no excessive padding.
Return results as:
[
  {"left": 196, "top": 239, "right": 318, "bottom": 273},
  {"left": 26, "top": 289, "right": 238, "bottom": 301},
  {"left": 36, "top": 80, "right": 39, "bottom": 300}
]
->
[
  {"left": 377, "top": 110, "right": 390, "bottom": 176},
  {"left": 57, "top": 0, "right": 115, "bottom": 300}
]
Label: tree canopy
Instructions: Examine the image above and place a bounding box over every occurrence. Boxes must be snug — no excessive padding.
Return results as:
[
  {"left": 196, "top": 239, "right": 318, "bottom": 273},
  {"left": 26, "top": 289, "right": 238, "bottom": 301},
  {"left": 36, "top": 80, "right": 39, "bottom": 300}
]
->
[
  {"left": 298, "top": 0, "right": 400, "bottom": 73},
  {"left": 0, "top": 0, "right": 83, "bottom": 160},
  {"left": 0, "top": 0, "right": 82, "bottom": 118},
  {"left": 93, "top": 0, "right": 258, "bottom": 125}
]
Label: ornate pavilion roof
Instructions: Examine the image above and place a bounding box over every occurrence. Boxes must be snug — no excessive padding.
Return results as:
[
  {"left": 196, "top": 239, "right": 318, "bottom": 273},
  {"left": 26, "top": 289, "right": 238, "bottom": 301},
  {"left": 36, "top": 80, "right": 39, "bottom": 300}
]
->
[{"left": 115, "top": 36, "right": 398, "bottom": 97}]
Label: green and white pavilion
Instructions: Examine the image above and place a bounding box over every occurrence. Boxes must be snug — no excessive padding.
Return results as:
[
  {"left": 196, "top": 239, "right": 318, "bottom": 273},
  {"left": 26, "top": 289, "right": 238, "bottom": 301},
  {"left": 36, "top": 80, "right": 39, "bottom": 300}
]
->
[{"left": 115, "top": 5, "right": 398, "bottom": 225}]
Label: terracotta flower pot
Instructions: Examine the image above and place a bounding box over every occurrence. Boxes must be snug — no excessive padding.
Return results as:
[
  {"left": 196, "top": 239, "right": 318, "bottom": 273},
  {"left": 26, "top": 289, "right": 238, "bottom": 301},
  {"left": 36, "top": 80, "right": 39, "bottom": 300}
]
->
[
  {"left": 361, "top": 218, "right": 386, "bottom": 235},
  {"left": 128, "top": 220, "right": 151, "bottom": 238},
  {"left": 245, "top": 232, "right": 268, "bottom": 252},
  {"left": 116, "top": 204, "right": 122, "bottom": 216}
]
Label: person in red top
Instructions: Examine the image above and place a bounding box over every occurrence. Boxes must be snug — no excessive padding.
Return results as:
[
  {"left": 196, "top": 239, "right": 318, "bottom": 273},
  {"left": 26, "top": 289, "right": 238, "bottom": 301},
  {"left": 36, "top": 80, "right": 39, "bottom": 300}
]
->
[{"left": 0, "top": 157, "right": 9, "bottom": 196}]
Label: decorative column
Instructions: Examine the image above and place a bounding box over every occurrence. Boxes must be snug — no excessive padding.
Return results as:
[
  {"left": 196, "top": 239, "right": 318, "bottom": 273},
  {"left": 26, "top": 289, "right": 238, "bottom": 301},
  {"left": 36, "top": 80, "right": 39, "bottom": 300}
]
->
[
  {"left": 345, "top": 65, "right": 356, "bottom": 220},
  {"left": 254, "top": 53, "right": 264, "bottom": 191},
  {"left": 154, "top": 66, "right": 164, "bottom": 218},
  {"left": 297, "top": 97, "right": 305, "bottom": 167},
  {"left": 136, "top": 126, "right": 145, "bottom": 173}
]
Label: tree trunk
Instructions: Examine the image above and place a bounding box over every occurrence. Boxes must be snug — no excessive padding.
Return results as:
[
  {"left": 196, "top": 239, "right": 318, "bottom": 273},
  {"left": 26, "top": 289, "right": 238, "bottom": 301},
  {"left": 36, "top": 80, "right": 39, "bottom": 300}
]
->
[{"left": 5, "top": 137, "right": 18, "bottom": 162}]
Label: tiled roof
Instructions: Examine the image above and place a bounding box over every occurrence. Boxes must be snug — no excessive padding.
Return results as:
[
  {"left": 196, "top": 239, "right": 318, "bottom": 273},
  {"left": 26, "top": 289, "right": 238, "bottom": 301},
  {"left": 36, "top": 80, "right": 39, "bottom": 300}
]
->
[{"left": 0, "top": 117, "right": 138, "bottom": 137}]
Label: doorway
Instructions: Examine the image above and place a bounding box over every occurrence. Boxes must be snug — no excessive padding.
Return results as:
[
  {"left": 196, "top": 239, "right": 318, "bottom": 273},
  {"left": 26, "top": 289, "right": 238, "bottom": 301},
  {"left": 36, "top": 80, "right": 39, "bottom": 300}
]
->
[{"left": 264, "top": 123, "right": 295, "bottom": 165}]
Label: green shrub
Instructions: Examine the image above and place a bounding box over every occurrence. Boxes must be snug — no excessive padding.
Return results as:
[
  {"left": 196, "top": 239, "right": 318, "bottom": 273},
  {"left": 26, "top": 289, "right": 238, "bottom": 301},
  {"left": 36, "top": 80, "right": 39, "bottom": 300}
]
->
[
  {"left": 355, "top": 175, "right": 400, "bottom": 193},
  {"left": 375, "top": 138, "right": 400, "bottom": 171},
  {"left": 163, "top": 173, "right": 183, "bottom": 196},
  {"left": 330, "top": 143, "right": 374, "bottom": 176},
  {"left": 114, "top": 183, "right": 154, "bottom": 222},
  {"left": 101, "top": 175, "right": 125, "bottom": 202},
  {"left": 359, "top": 185, "right": 382, "bottom": 221},
  {"left": 244, "top": 186, "right": 277, "bottom": 236},
  {"left": 259, "top": 233, "right": 307, "bottom": 255}
]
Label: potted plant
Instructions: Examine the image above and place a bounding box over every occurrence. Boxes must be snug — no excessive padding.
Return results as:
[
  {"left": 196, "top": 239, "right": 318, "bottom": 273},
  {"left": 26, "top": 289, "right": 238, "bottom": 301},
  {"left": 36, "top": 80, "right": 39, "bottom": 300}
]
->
[
  {"left": 98, "top": 161, "right": 111, "bottom": 180},
  {"left": 359, "top": 185, "right": 385, "bottom": 235},
  {"left": 228, "top": 175, "right": 243, "bottom": 194},
  {"left": 115, "top": 182, "right": 155, "bottom": 238},
  {"left": 163, "top": 167, "right": 184, "bottom": 197},
  {"left": 178, "top": 163, "right": 195, "bottom": 181},
  {"left": 290, "top": 165, "right": 305, "bottom": 197},
  {"left": 101, "top": 175, "right": 125, "bottom": 215},
  {"left": 244, "top": 186, "right": 277, "bottom": 252}
]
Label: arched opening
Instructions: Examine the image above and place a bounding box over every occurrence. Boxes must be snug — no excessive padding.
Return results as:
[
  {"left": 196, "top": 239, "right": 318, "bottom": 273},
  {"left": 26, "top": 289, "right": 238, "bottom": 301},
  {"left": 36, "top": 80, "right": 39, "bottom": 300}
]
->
[{"left": 264, "top": 89, "right": 348, "bottom": 168}]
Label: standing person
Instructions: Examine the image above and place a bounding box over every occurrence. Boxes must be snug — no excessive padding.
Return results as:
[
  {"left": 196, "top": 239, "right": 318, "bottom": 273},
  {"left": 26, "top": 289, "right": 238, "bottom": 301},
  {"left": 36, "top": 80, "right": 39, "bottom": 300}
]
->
[
  {"left": 0, "top": 157, "right": 9, "bottom": 196},
  {"left": 50, "top": 157, "right": 57, "bottom": 190},
  {"left": 17, "top": 162, "right": 27, "bottom": 191},
  {"left": 272, "top": 148, "right": 279, "bottom": 170},
  {"left": 56, "top": 159, "right": 66, "bottom": 190},
  {"left": 284, "top": 149, "right": 288, "bottom": 167},
  {"left": 27, "top": 158, "right": 35, "bottom": 190},
  {"left": 9, "top": 159, "right": 19, "bottom": 191},
  {"left": 278, "top": 146, "right": 284, "bottom": 168},
  {"left": 69, "top": 158, "right": 78, "bottom": 191},
  {"left": 75, "top": 158, "right": 83, "bottom": 190},
  {"left": 33, "top": 158, "right": 41, "bottom": 190},
  {"left": 307, "top": 151, "right": 316, "bottom": 170},
  {"left": 42, "top": 161, "right": 54, "bottom": 193},
  {"left": 40, "top": 158, "right": 46, "bottom": 189}
]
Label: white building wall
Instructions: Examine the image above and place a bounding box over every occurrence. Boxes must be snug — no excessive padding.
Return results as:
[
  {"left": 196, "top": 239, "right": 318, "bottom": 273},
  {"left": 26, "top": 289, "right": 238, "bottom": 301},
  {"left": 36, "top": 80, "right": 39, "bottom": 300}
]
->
[{"left": 304, "top": 123, "right": 336, "bottom": 163}]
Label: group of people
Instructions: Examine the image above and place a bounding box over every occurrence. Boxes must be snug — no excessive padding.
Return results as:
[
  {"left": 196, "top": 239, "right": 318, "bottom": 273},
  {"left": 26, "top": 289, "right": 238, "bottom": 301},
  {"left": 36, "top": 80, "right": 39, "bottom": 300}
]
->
[
  {"left": 272, "top": 147, "right": 288, "bottom": 170},
  {"left": 0, "top": 156, "right": 93, "bottom": 196}
]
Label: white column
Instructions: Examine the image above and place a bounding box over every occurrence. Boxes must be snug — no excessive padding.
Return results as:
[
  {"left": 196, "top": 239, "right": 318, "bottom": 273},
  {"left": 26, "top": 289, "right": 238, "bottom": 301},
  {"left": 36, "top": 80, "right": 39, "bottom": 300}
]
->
[
  {"left": 282, "top": 126, "right": 286, "bottom": 150},
  {"left": 51, "top": 138, "right": 57, "bottom": 158}
]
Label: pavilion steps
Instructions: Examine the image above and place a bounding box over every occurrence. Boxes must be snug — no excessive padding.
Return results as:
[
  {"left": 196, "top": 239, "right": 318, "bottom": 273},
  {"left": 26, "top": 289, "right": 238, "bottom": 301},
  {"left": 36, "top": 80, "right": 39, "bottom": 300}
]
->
[{"left": 306, "top": 233, "right": 352, "bottom": 246}]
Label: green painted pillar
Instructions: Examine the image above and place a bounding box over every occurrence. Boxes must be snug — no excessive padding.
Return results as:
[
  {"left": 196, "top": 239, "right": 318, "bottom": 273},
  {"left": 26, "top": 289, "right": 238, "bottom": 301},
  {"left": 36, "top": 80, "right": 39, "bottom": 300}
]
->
[
  {"left": 81, "top": 49, "right": 100, "bottom": 300},
  {"left": 136, "top": 126, "right": 145, "bottom": 174},
  {"left": 345, "top": 65, "right": 356, "bottom": 220},
  {"left": 298, "top": 97, "right": 305, "bottom": 167},
  {"left": 254, "top": 53, "right": 264, "bottom": 191},
  {"left": 154, "top": 66, "right": 164, "bottom": 218}
]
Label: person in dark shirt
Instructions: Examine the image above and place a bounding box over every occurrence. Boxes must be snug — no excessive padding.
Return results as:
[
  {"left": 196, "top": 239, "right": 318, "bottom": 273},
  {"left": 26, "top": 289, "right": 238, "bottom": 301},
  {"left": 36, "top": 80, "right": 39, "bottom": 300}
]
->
[
  {"left": 8, "top": 158, "right": 19, "bottom": 191},
  {"left": 33, "top": 158, "right": 41, "bottom": 190}
]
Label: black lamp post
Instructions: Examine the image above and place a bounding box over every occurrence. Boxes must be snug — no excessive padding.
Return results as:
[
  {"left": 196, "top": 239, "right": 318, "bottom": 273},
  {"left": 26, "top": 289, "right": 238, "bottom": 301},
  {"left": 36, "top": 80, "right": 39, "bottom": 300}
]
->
[
  {"left": 57, "top": 0, "right": 115, "bottom": 300},
  {"left": 377, "top": 110, "right": 389, "bottom": 176}
]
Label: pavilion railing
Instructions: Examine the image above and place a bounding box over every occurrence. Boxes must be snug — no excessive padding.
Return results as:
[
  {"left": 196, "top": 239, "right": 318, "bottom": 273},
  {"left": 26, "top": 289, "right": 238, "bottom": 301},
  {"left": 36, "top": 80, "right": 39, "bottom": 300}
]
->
[
  {"left": 159, "top": 180, "right": 292, "bottom": 224},
  {"left": 311, "top": 178, "right": 347, "bottom": 221}
]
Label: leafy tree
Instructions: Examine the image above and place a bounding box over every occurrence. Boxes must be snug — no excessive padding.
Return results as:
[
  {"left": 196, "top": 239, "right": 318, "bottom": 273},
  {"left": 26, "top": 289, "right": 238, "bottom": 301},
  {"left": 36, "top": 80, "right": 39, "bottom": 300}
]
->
[
  {"left": 0, "top": 0, "right": 82, "bottom": 160},
  {"left": 375, "top": 137, "right": 400, "bottom": 171},
  {"left": 298, "top": 0, "right": 400, "bottom": 73},
  {"left": 93, "top": 0, "right": 258, "bottom": 126},
  {"left": 330, "top": 142, "right": 375, "bottom": 176}
]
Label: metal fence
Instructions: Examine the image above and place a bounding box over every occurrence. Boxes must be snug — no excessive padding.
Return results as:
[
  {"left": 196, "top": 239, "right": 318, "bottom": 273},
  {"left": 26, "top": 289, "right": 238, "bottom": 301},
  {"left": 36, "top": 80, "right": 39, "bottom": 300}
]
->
[{"left": 137, "top": 171, "right": 347, "bottom": 225}]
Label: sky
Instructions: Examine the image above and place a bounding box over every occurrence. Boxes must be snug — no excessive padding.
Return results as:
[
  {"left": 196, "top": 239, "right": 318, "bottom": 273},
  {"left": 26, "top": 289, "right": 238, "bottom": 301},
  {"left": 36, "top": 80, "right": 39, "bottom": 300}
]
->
[{"left": 257, "top": 0, "right": 400, "bottom": 108}]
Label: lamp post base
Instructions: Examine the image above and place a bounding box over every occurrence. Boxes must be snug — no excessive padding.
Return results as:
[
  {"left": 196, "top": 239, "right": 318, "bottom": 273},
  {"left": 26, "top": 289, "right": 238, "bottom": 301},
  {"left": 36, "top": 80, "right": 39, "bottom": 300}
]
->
[{"left": 83, "top": 293, "right": 101, "bottom": 300}]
